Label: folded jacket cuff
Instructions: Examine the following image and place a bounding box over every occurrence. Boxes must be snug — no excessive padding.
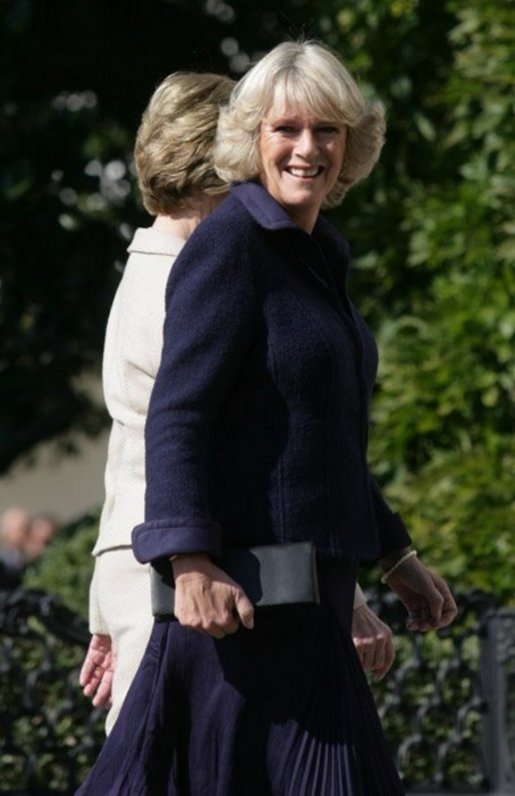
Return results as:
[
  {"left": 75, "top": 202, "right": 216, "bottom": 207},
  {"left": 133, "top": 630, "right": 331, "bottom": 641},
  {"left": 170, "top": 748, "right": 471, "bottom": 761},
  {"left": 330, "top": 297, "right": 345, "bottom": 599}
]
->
[
  {"left": 131, "top": 518, "right": 222, "bottom": 564},
  {"left": 89, "top": 617, "right": 110, "bottom": 636}
]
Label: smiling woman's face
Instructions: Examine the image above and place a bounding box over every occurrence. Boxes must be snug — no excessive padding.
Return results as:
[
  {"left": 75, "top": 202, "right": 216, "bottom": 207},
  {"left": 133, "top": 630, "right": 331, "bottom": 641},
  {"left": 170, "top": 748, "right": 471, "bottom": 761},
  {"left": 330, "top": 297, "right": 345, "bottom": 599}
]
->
[{"left": 258, "top": 101, "right": 347, "bottom": 233}]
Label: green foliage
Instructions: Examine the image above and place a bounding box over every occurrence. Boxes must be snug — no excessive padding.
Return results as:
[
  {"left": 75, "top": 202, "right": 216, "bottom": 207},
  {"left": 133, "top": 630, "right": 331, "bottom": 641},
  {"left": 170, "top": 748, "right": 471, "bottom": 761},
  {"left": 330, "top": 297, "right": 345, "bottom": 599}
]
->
[
  {"left": 0, "top": 4, "right": 140, "bottom": 471},
  {"left": 0, "top": 0, "right": 233, "bottom": 473},
  {"left": 391, "top": 442, "right": 514, "bottom": 595},
  {"left": 0, "top": 594, "right": 104, "bottom": 791},
  {"left": 365, "top": 0, "right": 515, "bottom": 601},
  {"left": 23, "top": 513, "right": 100, "bottom": 619},
  {"left": 373, "top": 258, "right": 514, "bottom": 468}
]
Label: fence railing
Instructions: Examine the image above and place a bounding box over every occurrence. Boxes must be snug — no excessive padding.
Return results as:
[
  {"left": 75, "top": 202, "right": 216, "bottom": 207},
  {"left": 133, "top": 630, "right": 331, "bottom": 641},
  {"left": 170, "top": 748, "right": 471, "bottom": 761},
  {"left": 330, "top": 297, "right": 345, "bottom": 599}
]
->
[
  {"left": 479, "top": 608, "right": 515, "bottom": 795},
  {"left": 0, "top": 587, "right": 514, "bottom": 795}
]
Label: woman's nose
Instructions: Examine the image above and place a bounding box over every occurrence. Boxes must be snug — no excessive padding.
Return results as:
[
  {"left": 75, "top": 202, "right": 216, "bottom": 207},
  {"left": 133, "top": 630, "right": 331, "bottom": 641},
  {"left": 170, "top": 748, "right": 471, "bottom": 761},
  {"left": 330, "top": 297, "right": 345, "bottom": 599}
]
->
[{"left": 294, "top": 128, "right": 317, "bottom": 157}]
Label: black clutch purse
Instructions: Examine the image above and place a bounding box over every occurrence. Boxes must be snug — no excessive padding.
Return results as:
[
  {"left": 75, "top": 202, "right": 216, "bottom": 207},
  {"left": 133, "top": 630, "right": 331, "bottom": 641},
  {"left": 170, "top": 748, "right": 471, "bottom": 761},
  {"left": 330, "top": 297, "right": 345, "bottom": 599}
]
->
[{"left": 150, "top": 541, "right": 320, "bottom": 620}]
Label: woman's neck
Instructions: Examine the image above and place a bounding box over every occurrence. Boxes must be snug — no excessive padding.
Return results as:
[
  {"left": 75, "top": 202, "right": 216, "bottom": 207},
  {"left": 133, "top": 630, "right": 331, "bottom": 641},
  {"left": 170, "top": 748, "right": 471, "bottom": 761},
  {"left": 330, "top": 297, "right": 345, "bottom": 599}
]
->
[{"left": 152, "top": 194, "right": 225, "bottom": 242}]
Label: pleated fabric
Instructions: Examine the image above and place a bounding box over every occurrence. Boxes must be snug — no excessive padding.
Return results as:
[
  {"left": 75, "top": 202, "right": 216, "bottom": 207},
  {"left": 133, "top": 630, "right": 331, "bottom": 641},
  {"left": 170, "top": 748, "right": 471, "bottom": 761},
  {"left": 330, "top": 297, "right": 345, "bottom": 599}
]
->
[{"left": 76, "top": 559, "right": 405, "bottom": 795}]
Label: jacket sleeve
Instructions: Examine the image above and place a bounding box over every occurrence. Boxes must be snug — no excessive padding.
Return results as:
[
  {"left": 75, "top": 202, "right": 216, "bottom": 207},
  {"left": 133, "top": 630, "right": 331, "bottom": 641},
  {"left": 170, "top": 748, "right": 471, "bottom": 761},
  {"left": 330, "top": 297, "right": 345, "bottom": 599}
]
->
[
  {"left": 369, "top": 477, "right": 412, "bottom": 556},
  {"left": 88, "top": 558, "right": 109, "bottom": 635},
  {"left": 132, "top": 219, "right": 258, "bottom": 564}
]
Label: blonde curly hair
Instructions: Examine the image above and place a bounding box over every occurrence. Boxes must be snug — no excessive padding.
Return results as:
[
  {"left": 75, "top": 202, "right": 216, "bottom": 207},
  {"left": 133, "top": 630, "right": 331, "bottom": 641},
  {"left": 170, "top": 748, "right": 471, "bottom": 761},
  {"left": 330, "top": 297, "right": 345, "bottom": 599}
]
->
[
  {"left": 214, "top": 41, "right": 385, "bottom": 207},
  {"left": 135, "top": 72, "right": 235, "bottom": 215}
]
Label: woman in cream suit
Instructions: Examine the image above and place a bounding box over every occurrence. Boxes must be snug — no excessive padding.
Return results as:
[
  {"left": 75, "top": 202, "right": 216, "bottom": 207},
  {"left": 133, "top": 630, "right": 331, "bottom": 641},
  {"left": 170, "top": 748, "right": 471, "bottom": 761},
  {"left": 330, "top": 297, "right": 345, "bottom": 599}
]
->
[{"left": 79, "top": 70, "right": 395, "bottom": 735}]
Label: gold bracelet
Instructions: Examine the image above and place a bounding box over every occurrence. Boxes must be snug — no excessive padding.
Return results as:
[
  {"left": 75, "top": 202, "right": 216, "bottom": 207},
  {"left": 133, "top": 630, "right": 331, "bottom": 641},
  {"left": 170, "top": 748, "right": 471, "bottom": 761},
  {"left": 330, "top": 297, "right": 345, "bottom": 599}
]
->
[
  {"left": 378, "top": 545, "right": 413, "bottom": 574},
  {"left": 380, "top": 549, "right": 418, "bottom": 584}
]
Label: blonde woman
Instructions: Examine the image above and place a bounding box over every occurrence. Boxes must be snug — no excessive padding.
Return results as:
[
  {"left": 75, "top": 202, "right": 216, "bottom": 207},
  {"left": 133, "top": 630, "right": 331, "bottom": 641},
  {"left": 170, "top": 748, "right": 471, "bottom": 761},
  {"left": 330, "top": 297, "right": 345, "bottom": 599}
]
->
[
  {"left": 78, "top": 41, "right": 456, "bottom": 795},
  {"left": 79, "top": 67, "right": 393, "bottom": 739}
]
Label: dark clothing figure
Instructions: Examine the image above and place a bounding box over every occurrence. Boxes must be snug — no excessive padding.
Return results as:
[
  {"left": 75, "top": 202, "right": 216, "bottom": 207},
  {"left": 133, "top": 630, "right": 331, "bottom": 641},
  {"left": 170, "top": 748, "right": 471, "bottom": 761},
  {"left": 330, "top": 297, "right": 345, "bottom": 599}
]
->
[
  {"left": 133, "top": 183, "right": 411, "bottom": 564},
  {"left": 78, "top": 184, "right": 407, "bottom": 795}
]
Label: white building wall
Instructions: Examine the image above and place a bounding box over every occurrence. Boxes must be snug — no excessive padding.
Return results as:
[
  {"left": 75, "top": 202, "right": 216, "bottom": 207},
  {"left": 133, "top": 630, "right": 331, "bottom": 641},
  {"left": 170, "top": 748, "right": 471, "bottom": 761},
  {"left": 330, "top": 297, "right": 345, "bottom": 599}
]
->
[{"left": 0, "top": 432, "right": 109, "bottom": 524}]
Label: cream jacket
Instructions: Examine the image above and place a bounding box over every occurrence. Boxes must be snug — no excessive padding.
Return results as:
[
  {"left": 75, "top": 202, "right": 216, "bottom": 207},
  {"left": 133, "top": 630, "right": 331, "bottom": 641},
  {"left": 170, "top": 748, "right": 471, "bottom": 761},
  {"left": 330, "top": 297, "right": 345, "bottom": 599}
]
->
[{"left": 93, "top": 227, "right": 185, "bottom": 555}]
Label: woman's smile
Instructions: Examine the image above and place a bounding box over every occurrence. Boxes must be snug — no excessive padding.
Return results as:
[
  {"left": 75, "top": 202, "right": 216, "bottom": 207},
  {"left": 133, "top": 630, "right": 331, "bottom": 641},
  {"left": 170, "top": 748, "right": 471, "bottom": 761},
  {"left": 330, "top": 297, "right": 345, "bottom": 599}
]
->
[
  {"left": 258, "top": 103, "right": 347, "bottom": 232},
  {"left": 287, "top": 165, "right": 323, "bottom": 177}
]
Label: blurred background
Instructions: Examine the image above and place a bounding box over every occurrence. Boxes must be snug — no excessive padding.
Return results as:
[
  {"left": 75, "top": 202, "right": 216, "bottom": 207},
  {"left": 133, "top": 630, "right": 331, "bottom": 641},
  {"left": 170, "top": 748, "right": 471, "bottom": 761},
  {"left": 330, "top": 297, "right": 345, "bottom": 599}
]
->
[{"left": 0, "top": 0, "right": 513, "bottom": 616}]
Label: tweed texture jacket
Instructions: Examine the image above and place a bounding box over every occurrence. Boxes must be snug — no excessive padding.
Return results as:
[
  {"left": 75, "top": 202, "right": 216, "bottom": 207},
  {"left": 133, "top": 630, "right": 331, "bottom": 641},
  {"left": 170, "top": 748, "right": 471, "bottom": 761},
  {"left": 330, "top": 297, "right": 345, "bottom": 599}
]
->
[{"left": 133, "top": 183, "right": 411, "bottom": 564}]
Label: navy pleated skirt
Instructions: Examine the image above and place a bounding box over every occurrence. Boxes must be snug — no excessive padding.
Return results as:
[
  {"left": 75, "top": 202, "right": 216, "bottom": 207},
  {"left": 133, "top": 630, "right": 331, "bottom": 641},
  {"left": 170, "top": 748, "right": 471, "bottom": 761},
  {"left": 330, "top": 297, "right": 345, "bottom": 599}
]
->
[{"left": 76, "top": 559, "right": 405, "bottom": 795}]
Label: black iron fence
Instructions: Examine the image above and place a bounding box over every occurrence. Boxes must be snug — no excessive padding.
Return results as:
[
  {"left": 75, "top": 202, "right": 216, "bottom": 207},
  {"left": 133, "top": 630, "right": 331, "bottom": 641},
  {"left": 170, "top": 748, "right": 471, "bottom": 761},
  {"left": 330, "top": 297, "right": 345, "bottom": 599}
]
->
[
  {"left": 0, "top": 589, "right": 104, "bottom": 796},
  {"left": 0, "top": 587, "right": 514, "bottom": 795},
  {"left": 366, "top": 590, "right": 515, "bottom": 795}
]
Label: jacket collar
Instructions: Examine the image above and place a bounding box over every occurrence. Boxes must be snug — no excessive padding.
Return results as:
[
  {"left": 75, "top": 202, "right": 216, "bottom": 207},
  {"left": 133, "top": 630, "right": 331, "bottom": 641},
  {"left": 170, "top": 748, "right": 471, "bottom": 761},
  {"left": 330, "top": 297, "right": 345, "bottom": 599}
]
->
[
  {"left": 127, "top": 227, "right": 186, "bottom": 257},
  {"left": 231, "top": 182, "right": 307, "bottom": 233},
  {"left": 230, "top": 182, "right": 349, "bottom": 262}
]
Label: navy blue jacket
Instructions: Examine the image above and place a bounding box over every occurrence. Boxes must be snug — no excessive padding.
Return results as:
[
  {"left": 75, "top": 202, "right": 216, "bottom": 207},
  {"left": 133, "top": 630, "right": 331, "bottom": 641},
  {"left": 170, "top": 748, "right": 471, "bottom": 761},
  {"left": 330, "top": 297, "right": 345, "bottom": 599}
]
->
[{"left": 132, "top": 182, "right": 411, "bottom": 564}]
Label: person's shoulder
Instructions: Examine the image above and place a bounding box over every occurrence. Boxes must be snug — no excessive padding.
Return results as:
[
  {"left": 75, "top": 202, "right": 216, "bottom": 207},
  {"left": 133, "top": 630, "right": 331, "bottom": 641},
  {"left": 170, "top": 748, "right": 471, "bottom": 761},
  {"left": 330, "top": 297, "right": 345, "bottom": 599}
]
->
[
  {"left": 127, "top": 226, "right": 185, "bottom": 258},
  {"left": 164, "top": 195, "right": 260, "bottom": 307},
  {"left": 120, "top": 248, "right": 179, "bottom": 306},
  {"left": 180, "top": 194, "right": 258, "bottom": 262},
  {"left": 198, "top": 189, "right": 262, "bottom": 236}
]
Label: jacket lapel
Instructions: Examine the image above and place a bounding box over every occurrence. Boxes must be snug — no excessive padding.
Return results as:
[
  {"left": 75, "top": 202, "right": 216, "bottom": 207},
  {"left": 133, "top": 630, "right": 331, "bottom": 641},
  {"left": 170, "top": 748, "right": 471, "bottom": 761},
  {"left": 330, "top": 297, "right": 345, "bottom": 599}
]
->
[{"left": 231, "top": 181, "right": 354, "bottom": 324}]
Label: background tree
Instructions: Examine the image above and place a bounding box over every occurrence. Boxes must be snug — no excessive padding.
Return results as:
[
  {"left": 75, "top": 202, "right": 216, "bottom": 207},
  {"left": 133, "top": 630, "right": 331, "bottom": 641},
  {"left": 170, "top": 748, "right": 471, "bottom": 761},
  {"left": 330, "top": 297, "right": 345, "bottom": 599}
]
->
[
  {"left": 0, "top": 0, "right": 232, "bottom": 472},
  {"left": 367, "top": 0, "right": 515, "bottom": 599}
]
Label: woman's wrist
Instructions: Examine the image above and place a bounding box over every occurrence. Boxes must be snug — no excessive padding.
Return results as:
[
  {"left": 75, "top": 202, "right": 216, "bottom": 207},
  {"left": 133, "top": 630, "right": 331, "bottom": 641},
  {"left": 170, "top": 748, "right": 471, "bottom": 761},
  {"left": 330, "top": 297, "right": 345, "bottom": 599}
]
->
[
  {"left": 378, "top": 545, "right": 413, "bottom": 573},
  {"left": 170, "top": 552, "right": 211, "bottom": 577},
  {"left": 379, "top": 548, "right": 418, "bottom": 584}
]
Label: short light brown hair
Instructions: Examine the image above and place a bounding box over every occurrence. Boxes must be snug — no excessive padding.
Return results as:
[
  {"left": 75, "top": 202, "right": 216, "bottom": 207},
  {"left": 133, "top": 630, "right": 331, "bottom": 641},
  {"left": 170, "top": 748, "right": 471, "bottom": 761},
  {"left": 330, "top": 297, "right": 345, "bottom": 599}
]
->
[
  {"left": 135, "top": 72, "right": 235, "bottom": 215},
  {"left": 215, "top": 41, "right": 385, "bottom": 207}
]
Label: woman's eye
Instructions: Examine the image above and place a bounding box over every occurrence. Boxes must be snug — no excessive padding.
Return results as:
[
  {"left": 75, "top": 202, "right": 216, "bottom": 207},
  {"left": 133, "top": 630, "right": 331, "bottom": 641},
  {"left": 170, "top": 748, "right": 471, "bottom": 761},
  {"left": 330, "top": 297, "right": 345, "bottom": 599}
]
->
[
  {"left": 317, "top": 126, "right": 340, "bottom": 135},
  {"left": 275, "top": 125, "right": 297, "bottom": 134}
]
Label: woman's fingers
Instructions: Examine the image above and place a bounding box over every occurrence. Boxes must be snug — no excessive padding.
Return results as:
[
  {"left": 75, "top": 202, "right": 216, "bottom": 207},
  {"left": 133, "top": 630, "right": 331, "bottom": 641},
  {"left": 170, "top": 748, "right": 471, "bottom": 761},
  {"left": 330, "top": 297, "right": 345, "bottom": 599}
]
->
[
  {"left": 79, "top": 634, "right": 115, "bottom": 704},
  {"left": 388, "top": 558, "right": 457, "bottom": 632},
  {"left": 430, "top": 573, "right": 458, "bottom": 627},
  {"left": 352, "top": 604, "right": 395, "bottom": 679},
  {"left": 91, "top": 667, "right": 114, "bottom": 706},
  {"left": 173, "top": 561, "right": 255, "bottom": 638},
  {"left": 234, "top": 591, "right": 255, "bottom": 629}
]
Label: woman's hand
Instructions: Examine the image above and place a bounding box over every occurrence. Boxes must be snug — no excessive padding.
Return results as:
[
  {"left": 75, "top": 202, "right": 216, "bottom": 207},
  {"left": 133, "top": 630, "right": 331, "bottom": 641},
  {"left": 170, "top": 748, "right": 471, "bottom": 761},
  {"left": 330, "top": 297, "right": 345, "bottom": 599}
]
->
[
  {"left": 79, "top": 633, "right": 116, "bottom": 707},
  {"left": 172, "top": 554, "right": 255, "bottom": 639},
  {"left": 352, "top": 603, "right": 395, "bottom": 680},
  {"left": 386, "top": 556, "right": 457, "bottom": 631}
]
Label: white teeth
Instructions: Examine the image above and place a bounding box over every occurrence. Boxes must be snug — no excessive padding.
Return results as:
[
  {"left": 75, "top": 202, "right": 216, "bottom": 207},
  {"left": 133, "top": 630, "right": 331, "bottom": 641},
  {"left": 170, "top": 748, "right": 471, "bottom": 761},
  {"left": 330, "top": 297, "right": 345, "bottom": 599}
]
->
[{"left": 288, "top": 167, "right": 320, "bottom": 177}]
